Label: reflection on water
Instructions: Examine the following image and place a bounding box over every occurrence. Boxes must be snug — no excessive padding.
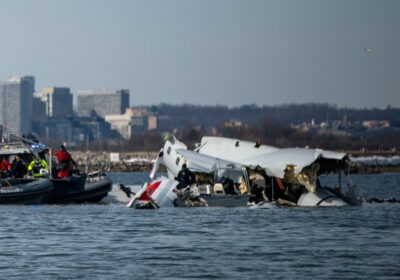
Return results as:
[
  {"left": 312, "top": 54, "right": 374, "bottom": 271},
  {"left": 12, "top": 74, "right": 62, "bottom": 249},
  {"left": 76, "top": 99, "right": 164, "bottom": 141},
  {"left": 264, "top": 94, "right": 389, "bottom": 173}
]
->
[{"left": 0, "top": 173, "right": 399, "bottom": 279}]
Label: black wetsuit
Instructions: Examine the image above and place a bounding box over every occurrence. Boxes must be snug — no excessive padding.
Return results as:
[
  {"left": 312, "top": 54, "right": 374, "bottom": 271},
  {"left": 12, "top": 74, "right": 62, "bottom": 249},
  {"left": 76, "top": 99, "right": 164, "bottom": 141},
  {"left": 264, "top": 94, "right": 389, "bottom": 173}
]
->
[
  {"left": 11, "top": 159, "right": 27, "bottom": 178},
  {"left": 175, "top": 167, "right": 195, "bottom": 189}
]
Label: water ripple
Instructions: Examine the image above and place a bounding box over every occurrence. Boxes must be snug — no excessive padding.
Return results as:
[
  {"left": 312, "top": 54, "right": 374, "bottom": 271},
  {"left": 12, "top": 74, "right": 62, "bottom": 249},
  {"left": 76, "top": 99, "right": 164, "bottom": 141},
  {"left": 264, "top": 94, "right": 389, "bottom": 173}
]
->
[{"left": 0, "top": 173, "right": 399, "bottom": 279}]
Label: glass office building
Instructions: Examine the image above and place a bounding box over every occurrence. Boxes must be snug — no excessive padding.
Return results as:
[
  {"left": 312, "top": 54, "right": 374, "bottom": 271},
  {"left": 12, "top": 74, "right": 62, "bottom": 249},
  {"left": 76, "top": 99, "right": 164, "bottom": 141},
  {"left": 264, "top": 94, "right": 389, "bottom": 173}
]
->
[{"left": 0, "top": 76, "right": 34, "bottom": 136}]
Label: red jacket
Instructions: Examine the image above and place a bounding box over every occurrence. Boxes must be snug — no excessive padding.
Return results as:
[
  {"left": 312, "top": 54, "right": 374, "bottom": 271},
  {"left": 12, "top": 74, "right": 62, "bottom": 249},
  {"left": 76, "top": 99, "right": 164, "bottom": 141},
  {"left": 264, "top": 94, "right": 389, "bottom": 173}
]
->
[
  {"left": 0, "top": 159, "right": 10, "bottom": 171},
  {"left": 54, "top": 151, "right": 71, "bottom": 162}
]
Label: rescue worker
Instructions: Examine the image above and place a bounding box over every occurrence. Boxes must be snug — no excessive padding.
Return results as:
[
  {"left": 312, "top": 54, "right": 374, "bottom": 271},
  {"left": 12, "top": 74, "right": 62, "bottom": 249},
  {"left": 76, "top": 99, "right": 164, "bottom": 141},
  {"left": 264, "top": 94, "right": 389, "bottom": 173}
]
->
[
  {"left": 249, "top": 174, "right": 267, "bottom": 203},
  {"left": 0, "top": 156, "right": 10, "bottom": 178},
  {"left": 28, "top": 157, "right": 49, "bottom": 178},
  {"left": 175, "top": 163, "right": 195, "bottom": 189},
  {"left": 220, "top": 177, "right": 237, "bottom": 195},
  {"left": 10, "top": 155, "right": 27, "bottom": 178},
  {"left": 54, "top": 145, "right": 77, "bottom": 178}
]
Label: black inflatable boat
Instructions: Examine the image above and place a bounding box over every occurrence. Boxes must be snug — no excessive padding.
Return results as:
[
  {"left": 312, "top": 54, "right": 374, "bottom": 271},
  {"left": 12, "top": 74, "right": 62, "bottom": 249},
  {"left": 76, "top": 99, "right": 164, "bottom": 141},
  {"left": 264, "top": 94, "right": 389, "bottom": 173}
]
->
[
  {"left": 42, "top": 172, "right": 113, "bottom": 204},
  {"left": 0, "top": 134, "right": 113, "bottom": 204},
  {"left": 0, "top": 179, "right": 53, "bottom": 204}
]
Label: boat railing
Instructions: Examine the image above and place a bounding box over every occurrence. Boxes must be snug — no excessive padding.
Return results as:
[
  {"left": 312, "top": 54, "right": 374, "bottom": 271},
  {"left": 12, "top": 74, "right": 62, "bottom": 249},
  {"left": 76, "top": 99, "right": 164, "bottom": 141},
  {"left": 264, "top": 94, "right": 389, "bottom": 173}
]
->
[{"left": 84, "top": 157, "right": 110, "bottom": 182}]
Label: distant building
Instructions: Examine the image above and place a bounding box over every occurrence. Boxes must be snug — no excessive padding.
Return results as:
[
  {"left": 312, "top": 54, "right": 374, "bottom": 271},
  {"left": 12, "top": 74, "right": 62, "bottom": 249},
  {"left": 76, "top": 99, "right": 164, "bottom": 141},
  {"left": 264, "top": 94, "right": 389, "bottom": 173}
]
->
[
  {"left": 0, "top": 76, "right": 34, "bottom": 136},
  {"left": 105, "top": 108, "right": 158, "bottom": 140},
  {"left": 32, "top": 115, "right": 117, "bottom": 146},
  {"left": 76, "top": 89, "right": 129, "bottom": 117},
  {"left": 34, "top": 87, "right": 73, "bottom": 118},
  {"left": 362, "top": 120, "right": 390, "bottom": 129},
  {"left": 32, "top": 96, "right": 47, "bottom": 122},
  {"left": 147, "top": 115, "right": 158, "bottom": 130},
  {"left": 220, "top": 120, "right": 244, "bottom": 128},
  {"left": 104, "top": 114, "right": 132, "bottom": 140}
]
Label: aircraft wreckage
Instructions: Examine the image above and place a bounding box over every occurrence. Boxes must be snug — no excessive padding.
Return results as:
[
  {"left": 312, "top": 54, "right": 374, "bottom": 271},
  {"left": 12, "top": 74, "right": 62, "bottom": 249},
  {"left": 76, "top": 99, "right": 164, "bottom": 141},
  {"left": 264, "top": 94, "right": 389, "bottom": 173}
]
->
[{"left": 127, "top": 136, "right": 362, "bottom": 209}]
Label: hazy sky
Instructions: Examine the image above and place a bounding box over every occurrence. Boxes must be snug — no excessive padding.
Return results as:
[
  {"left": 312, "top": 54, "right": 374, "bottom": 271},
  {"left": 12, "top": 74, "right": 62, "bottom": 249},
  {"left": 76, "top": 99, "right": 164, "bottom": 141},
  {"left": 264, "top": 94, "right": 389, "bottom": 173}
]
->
[{"left": 0, "top": 0, "right": 399, "bottom": 108}]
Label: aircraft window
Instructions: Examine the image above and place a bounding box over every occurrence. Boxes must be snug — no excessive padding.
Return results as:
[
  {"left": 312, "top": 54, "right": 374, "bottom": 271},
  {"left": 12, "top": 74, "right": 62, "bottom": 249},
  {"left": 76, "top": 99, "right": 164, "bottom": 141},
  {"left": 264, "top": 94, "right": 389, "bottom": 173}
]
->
[
  {"left": 167, "top": 146, "right": 172, "bottom": 155},
  {"left": 176, "top": 157, "right": 180, "bottom": 165}
]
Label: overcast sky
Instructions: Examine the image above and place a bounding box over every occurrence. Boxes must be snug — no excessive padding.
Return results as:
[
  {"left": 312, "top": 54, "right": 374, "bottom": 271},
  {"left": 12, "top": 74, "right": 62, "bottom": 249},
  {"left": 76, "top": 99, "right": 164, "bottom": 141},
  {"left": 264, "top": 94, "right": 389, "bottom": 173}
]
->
[{"left": 0, "top": 0, "right": 399, "bottom": 108}]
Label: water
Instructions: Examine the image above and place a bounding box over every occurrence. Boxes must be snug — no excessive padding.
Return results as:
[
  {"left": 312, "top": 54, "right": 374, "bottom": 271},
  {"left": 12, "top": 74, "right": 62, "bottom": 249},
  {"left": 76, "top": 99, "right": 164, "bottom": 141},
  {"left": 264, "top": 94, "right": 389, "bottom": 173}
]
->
[{"left": 0, "top": 173, "right": 399, "bottom": 279}]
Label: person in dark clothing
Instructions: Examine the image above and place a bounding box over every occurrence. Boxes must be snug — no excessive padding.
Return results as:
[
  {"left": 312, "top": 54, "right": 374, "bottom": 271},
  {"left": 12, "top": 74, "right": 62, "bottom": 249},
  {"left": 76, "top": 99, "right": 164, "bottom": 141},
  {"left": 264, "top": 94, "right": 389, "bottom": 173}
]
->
[
  {"left": 175, "top": 163, "right": 195, "bottom": 189},
  {"left": 250, "top": 181, "right": 265, "bottom": 203},
  {"left": 10, "top": 155, "right": 27, "bottom": 178},
  {"left": 220, "top": 177, "right": 237, "bottom": 195}
]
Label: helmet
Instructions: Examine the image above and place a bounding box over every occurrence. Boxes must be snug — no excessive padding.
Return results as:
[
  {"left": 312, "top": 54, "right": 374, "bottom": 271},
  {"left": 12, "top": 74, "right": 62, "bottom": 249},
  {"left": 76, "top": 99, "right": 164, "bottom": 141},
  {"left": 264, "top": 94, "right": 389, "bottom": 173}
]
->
[{"left": 39, "top": 168, "right": 49, "bottom": 176}]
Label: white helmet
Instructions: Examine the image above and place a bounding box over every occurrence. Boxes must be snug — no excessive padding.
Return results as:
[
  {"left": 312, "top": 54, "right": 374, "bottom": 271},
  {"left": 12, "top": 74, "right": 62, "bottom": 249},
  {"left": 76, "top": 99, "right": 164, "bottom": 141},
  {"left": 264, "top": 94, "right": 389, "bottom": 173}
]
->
[{"left": 39, "top": 168, "right": 49, "bottom": 176}]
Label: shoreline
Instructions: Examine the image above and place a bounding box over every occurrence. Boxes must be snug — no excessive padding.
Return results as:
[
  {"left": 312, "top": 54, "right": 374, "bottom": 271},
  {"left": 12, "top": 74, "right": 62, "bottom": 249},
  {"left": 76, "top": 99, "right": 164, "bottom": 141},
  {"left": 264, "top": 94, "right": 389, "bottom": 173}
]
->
[{"left": 71, "top": 151, "right": 400, "bottom": 174}]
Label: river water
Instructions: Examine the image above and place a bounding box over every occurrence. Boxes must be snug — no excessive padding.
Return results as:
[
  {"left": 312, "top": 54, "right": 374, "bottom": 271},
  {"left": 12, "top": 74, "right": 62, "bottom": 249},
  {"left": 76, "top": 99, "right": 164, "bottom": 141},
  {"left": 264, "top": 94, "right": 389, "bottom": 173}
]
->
[{"left": 0, "top": 172, "right": 399, "bottom": 279}]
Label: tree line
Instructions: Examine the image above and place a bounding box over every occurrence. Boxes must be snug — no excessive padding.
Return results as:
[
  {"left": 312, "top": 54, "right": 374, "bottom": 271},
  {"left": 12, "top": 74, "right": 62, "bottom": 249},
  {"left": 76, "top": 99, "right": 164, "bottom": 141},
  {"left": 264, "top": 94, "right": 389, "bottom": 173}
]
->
[{"left": 65, "top": 103, "right": 400, "bottom": 152}]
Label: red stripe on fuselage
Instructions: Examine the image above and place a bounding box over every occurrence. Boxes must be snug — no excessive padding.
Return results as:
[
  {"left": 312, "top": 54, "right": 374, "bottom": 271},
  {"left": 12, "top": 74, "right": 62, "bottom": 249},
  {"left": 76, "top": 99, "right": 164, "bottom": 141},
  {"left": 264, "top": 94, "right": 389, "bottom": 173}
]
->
[{"left": 138, "top": 181, "right": 162, "bottom": 201}]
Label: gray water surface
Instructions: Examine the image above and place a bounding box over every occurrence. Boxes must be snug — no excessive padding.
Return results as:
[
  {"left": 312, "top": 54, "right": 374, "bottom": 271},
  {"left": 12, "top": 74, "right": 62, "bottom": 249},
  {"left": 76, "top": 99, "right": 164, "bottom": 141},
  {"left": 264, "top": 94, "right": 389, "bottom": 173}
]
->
[{"left": 0, "top": 173, "right": 399, "bottom": 280}]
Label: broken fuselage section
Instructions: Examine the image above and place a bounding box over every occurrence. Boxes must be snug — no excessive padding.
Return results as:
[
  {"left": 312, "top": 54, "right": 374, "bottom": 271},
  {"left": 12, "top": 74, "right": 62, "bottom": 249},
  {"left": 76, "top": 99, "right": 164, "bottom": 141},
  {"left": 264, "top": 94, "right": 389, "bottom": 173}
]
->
[
  {"left": 128, "top": 136, "right": 361, "bottom": 208},
  {"left": 196, "top": 136, "right": 361, "bottom": 207}
]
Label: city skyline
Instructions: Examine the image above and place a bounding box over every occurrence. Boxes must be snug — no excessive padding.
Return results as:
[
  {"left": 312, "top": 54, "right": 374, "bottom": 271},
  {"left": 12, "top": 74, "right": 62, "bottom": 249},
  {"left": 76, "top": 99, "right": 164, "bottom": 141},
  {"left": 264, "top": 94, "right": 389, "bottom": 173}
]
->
[
  {"left": 0, "top": 74, "right": 398, "bottom": 147},
  {"left": 0, "top": 0, "right": 399, "bottom": 109}
]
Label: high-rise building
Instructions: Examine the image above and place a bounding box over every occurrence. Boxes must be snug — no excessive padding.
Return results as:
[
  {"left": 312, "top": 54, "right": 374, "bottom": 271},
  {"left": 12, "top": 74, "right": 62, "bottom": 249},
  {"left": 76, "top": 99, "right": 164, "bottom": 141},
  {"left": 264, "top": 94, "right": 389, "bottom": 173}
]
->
[
  {"left": 34, "top": 87, "right": 73, "bottom": 118},
  {"left": 76, "top": 89, "right": 129, "bottom": 117},
  {"left": 32, "top": 97, "right": 46, "bottom": 122},
  {"left": 0, "top": 76, "right": 34, "bottom": 136}
]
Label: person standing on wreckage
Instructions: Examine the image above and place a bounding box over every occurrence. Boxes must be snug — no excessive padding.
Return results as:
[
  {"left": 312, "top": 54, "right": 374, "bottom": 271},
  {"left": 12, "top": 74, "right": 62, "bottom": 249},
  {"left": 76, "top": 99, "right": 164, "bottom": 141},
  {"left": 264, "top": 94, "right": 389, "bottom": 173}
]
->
[{"left": 175, "top": 163, "right": 195, "bottom": 190}]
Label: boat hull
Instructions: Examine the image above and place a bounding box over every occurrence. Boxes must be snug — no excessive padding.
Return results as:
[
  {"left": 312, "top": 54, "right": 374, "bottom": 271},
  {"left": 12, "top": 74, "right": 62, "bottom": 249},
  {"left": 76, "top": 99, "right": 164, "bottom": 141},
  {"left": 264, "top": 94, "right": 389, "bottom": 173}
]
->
[
  {"left": 42, "top": 174, "right": 113, "bottom": 204},
  {"left": 0, "top": 179, "right": 53, "bottom": 205},
  {"left": 174, "top": 194, "right": 251, "bottom": 207}
]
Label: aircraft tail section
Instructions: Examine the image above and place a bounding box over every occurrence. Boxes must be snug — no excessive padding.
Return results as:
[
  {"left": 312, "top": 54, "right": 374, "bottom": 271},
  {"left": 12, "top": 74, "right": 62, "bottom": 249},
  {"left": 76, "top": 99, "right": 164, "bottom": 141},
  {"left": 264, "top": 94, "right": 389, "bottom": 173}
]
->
[{"left": 127, "top": 177, "right": 178, "bottom": 208}]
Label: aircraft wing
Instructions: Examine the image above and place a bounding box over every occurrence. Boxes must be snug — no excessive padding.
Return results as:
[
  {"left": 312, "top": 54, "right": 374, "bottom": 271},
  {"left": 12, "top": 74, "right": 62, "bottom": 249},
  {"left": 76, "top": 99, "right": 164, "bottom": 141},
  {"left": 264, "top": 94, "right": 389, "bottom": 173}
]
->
[{"left": 176, "top": 149, "right": 244, "bottom": 173}]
